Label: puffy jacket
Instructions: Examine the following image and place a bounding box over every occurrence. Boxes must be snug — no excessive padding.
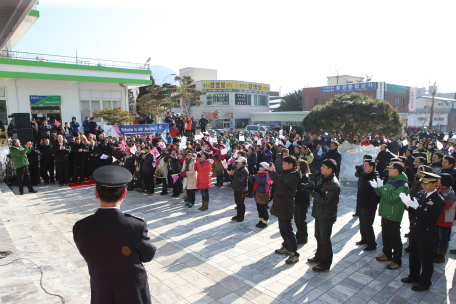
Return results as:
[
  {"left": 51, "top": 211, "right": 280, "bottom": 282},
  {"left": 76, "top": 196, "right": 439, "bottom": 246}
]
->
[
  {"left": 70, "top": 118, "right": 80, "bottom": 134},
  {"left": 269, "top": 168, "right": 301, "bottom": 220},
  {"left": 247, "top": 153, "right": 257, "bottom": 170},
  {"left": 195, "top": 159, "right": 212, "bottom": 189},
  {"left": 230, "top": 166, "right": 249, "bottom": 193},
  {"left": 88, "top": 121, "right": 98, "bottom": 134},
  {"left": 82, "top": 119, "right": 89, "bottom": 132},
  {"left": 10, "top": 146, "right": 32, "bottom": 169},
  {"left": 182, "top": 157, "right": 198, "bottom": 190},
  {"left": 357, "top": 170, "right": 380, "bottom": 210},
  {"left": 312, "top": 173, "right": 340, "bottom": 222},
  {"left": 375, "top": 149, "right": 396, "bottom": 171},
  {"left": 212, "top": 159, "right": 224, "bottom": 177},
  {"left": 52, "top": 142, "right": 71, "bottom": 162},
  {"left": 170, "top": 127, "right": 179, "bottom": 138},
  {"left": 39, "top": 124, "right": 52, "bottom": 138},
  {"left": 183, "top": 118, "right": 192, "bottom": 130},
  {"left": 374, "top": 172, "right": 410, "bottom": 222},
  {"left": 261, "top": 149, "right": 272, "bottom": 164},
  {"left": 295, "top": 173, "right": 310, "bottom": 206}
]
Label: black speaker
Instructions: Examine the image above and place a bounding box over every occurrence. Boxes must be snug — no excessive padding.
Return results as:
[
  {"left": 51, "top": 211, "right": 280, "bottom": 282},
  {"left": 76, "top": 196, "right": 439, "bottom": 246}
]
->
[
  {"left": 14, "top": 128, "right": 34, "bottom": 145},
  {"left": 9, "top": 113, "right": 31, "bottom": 129}
]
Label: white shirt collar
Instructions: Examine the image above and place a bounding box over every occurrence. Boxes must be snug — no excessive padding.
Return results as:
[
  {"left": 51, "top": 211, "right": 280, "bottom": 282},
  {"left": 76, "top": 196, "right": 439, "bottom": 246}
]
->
[{"left": 426, "top": 190, "right": 437, "bottom": 198}]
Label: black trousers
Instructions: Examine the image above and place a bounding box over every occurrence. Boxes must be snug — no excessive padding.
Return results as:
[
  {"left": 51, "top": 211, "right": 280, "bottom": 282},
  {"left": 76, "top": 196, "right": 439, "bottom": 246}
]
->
[
  {"left": 73, "top": 161, "right": 85, "bottom": 182},
  {"left": 256, "top": 203, "right": 269, "bottom": 222},
  {"left": 160, "top": 180, "right": 168, "bottom": 194},
  {"left": 55, "top": 161, "right": 69, "bottom": 185},
  {"left": 248, "top": 180, "right": 254, "bottom": 197},
  {"left": 409, "top": 238, "right": 434, "bottom": 289},
  {"left": 359, "top": 208, "right": 377, "bottom": 246},
  {"left": 294, "top": 202, "right": 310, "bottom": 241},
  {"left": 381, "top": 217, "right": 403, "bottom": 265},
  {"left": 187, "top": 189, "right": 196, "bottom": 203},
  {"left": 314, "top": 219, "right": 333, "bottom": 269},
  {"left": 28, "top": 162, "right": 40, "bottom": 185},
  {"left": 16, "top": 165, "right": 33, "bottom": 193},
  {"left": 216, "top": 175, "right": 223, "bottom": 185},
  {"left": 191, "top": 129, "right": 196, "bottom": 135},
  {"left": 88, "top": 161, "right": 99, "bottom": 178},
  {"left": 167, "top": 172, "right": 173, "bottom": 187},
  {"left": 173, "top": 178, "right": 182, "bottom": 195},
  {"left": 201, "top": 126, "right": 206, "bottom": 133},
  {"left": 278, "top": 218, "right": 298, "bottom": 255},
  {"left": 40, "top": 161, "right": 55, "bottom": 183},
  {"left": 143, "top": 171, "right": 155, "bottom": 193},
  {"left": 234, "top": 191, "right": 246, "bottom": 219}
]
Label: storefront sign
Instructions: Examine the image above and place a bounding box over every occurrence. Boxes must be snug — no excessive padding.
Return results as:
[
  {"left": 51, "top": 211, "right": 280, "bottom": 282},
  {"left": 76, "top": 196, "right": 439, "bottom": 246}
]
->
[
  {"left": 321, "top": 82, "right": 376, "bottom": 94},
  {"left": 203, "top": 110, "right": 233, "bottom": 120},
  {"left": 409, "top": 87, "right": 416, "bottom": 112},
  {"left": 202, "top": 81, "right": 270, "bottom": 95},
  {"left": 376, "top": 81, "right": 385, "bottom": 100},
  {"left": 103, "top": 124, "right": 169, "bottom": 137},
  {"left": 235, "top": 94, "right": 248, "bottom": 105},
  {"left": 30, "top": 95, "right": 61, "bottom": 105}
]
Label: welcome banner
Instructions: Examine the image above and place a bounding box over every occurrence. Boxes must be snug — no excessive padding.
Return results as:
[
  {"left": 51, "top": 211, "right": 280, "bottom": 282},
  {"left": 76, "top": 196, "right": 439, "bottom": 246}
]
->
[{"left": 103, "top": 124, "right": 169, "bottom": 137}]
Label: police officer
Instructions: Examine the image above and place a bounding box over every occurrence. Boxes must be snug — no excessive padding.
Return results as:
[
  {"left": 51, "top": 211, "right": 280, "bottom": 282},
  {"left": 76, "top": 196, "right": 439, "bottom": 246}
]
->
[
  {"left": 73, "top": 166, "right": 156, "bottom": 304},
  {"left": 399, "top": 172, "right": 445, "bottom": 291}
]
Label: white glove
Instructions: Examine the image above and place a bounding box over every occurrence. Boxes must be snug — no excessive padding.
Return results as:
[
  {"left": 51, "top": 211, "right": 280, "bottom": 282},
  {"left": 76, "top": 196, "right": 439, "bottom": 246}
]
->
[
  {"left": 409, "top": 198, "right": 419, "bottom": 209},
  {"left": 376, "top": 178, "right": 383, "bottom": 187},
  {"left": 399, "top": 193, "right": 412, "bottom": 207},
  {"left": 369, "top": 180, "right": 378, "bottom": 188}
]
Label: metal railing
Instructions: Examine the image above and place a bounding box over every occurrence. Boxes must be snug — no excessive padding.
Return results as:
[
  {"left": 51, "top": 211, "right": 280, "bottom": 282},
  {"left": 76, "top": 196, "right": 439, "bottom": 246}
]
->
[{"left": 0, "top": 50, "right": 150, "bottom": 70}]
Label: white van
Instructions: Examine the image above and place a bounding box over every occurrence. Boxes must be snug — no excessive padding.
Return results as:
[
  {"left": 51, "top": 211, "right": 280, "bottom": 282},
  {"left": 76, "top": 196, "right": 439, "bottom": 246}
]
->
[{"left": 244, "top": 125, "right": 270, "bottom": 134}]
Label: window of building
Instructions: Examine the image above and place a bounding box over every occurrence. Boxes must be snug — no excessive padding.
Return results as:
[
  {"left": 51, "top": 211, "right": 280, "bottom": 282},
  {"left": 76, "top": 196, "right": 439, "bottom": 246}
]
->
[
  {"left": 385, "top": 96, "right": 390, "bottom": 102},
  {"left": 207, "top": 93, "right": 229, "bottom": 105},
  {"left": 235, "top": 94, "right": 251, "bottom": 105},
  {"left": 395, "top": 97, "right": 399, "bottom": 107},
  {"left": 254, "top": 95, "right": 268, "bottom": 106},
  {"left": 434, "top": 117, "right": 444, "bottom": 121},
  {"left": 79, "top": 90, "right": 122, "bottom": 123},
  {"left": 236, "top": 119, "right": 249, "bottom": 128},
  {"left": 314, "top": 97, "right": 321, "bottom": 106},
  {"left": 401, "top": 98, "right": 405, "bottom": 107}
]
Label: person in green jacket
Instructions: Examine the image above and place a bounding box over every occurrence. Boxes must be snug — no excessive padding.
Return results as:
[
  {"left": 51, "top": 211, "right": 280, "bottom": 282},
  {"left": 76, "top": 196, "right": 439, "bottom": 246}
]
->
[
  {"left": 371, "top": 162, "right": 409, "bottom": 270},
  {"left": 9, "top": 139, "right": 38, "bottom": 195}
]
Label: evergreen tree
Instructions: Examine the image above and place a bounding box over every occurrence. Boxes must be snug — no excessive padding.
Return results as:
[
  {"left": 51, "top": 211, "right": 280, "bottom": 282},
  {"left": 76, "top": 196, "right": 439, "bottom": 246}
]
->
[
  {"left": 278, "top": 90, "right": 302, "bottom": 111},
  {"left": 301, "top": 92, "right": 403, "bottom": 143},
  {"left": 173, "top": 76, "right": 206, "bottom": 115},
  {"left": 93, "top": 107, "right": 134, "bottom": 125}
]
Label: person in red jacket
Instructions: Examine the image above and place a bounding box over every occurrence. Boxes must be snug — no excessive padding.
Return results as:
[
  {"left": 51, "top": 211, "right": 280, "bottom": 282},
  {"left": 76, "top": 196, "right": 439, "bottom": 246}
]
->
[
  {"left": 434, "top": 173, "right": 456, "bottom": 263},
  {"left": 183, "top": 115, "right": 192, "bottom": 137},
  {"left": 170, "top": 124, "right": 179, "bottom": 139},
  {"left": 194, "top": 151, "right": 212, "bottom": 211}
]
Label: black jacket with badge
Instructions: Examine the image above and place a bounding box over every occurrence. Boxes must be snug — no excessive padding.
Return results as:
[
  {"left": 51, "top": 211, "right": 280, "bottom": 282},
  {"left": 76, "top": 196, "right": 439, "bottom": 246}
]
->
[
  {"left": 408, "top": 191, "right": 445, "bottom": 244},
  {"left": 357, "top": 170, "right": 380, "bottom": 210},
  {"left": 270, "top": 168, "right": 301, "bottom": 220},
  {"left": 311, "top": 173, "right": 340, "bottom": 222},
  {"left": 73, "top": 208, "right": 156, "bottom": 304}
]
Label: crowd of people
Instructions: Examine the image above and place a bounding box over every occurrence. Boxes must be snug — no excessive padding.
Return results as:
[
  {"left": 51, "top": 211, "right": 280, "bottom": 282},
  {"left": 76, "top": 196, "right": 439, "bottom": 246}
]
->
[{"left": 6, "top": 114, "right": 456, "bottom": 292}]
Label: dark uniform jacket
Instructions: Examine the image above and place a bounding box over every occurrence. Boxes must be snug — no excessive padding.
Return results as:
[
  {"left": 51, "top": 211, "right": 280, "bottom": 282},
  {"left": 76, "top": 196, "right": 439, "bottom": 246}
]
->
[
  {"left": 39, "top": 143, "right": 54, "bottom": 164},
  {"left": 270, "top": 168, "right": 301, "bottom": 220},
  {"left": 73, "top": 208, "right": 156, "bottom": 304},
  {"left": 312, "top": 173, "right": 340, "bottom": 222},
  {"left": 357, "top": 170, "right": 380, "bottom": 210},
  {"left": 52, "top": 142, "right": 71, "bottom": 162},
  {"left": 408, "top": 191, "right": 445, "bottom": 244}
]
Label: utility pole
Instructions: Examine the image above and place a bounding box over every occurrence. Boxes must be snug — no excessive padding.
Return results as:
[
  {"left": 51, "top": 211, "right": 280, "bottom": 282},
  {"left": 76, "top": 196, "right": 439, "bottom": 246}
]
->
[{"left": 428, "top": 84, "right": 437, "bottom": 129}]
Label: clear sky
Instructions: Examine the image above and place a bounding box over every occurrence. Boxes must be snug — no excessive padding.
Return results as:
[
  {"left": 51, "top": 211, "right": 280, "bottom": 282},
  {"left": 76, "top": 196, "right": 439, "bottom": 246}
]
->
[{"left": 16, "top": 0, "right": 456, "bottom": 95}]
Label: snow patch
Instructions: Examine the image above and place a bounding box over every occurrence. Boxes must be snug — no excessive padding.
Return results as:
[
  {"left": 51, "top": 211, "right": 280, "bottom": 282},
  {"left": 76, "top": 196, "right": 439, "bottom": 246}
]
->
[{"left": 338, "top": 141, "right": 380, "bottom": 182}]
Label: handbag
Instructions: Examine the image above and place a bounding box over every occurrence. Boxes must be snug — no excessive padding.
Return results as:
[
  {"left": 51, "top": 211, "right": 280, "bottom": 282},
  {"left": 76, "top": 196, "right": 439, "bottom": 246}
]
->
[{"left": 155, "top": 166, "right": 164, "bottom": 178}]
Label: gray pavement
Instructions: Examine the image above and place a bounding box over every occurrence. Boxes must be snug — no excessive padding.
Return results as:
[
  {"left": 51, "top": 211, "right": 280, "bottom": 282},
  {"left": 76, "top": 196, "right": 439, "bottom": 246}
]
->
[{"left": 0, "top": 180, "right": 455, "bottom": 304}]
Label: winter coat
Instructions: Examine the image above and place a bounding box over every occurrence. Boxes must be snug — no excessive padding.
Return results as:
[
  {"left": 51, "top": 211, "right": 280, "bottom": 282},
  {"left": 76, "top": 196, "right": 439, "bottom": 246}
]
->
[
  {"left": 312, "top": 148, "right": 325, "bottom": 171},
  {"left": 170, "top": 127, "right": 179, "bottom": 138},
  {"left": 437, "top": 187, "right": 456, "bottom": 227},
  {"left": 207, "top": 143, "right": 226, "bottom": 161},
  {"left": 168, "top": 155, "right": 180, "bottom": 174},
  {"left": 212, "top": 159, "right": 224, "bottom": 177},
  {"left": 82, "top": 120, "right": 90, "bottom": 132},
  {"left": 191, "top": 119, "right": 196, "bottom": 130},
  {"left": 194, "top": 159, "right": 212, "bottom": 189},
  {"left": 88, "top": 121, "right": 98, "bottom": 134},
  {"left": 375, "top": 149, "right": 396, "bottom": 172},
  {"left": 261, "top": 149, "right": 272, "bottom": 164},
  {"left": 142, "top": 153, "right": 155, "bottom": 173},
  {"left": 10, "top": 146, "right": 32, "bottom": 169},
  {"left": 374, "top": 172, "right": 410, "bottom": 223},
  {"left": 199, "top": 118, "right": 208, "bottom": 128},
  {"left": 357, "top": 170, "right": 380, "bottom": 210},
  {"left": 183, "top": 118, "right": 192, "bottom": 130},
  {"left": 72, "top": 142, "right": 89, "bottom": 162},
  {"left": 38, "top": 143, "right": 54, "bottom": 164},
  {"left": 295, "top": 173, "right": 310, "bottom": 206},
  {"left": 274, "top": 153, "right": 285, "bottom": 175},
  {"left": 52, "top": 142, "right": 71, "bottom": 162},
  {"left": 70, "top": 118, "right": 80, "bottom": 133},
  {"left": 230, "top": 166, "right": 249, "bottom": 193},
  {"left": 182, "top": 157, "right": 198, "bottom": 190},
  {"left": 247, "top": 153, "right": 257, "bottom": 171},
  {"left": 312, "top": 173, "right": 340, "bottom": 222},
  {"left": 124, "top": 155, "right": 135, "bottom": 173},
  {"left": 323, "top": 149, "right": 342, "bottom": 174},
  {"left": 87, "top": 145, "right": 101, "bottom": 163},
  {"left": 156, "top": 155, "right": 169, "bottom": 178},
  {"left": 27, "top": 146, "right": 40, "bottom": 164},
  {"left": 249, "top": 172, "right": 269, "bottom": 195},
  {"left": 269, "top": 168, "right": 301, "bottom": 220},
  {"left": 390, "top": 141, "right": 399, "bottom": 155},
  {"left": 39, "top": 124, "right": 52, "bottom": 138}
]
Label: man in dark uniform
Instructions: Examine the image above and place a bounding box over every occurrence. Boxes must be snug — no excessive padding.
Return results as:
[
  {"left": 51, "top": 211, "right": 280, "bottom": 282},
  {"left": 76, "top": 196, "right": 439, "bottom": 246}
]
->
[
  {"left": 73, "top": 166, "right": 156, "bottom": 304},
  {"left": 199, "top": 115, "right": 208, "bottom": 133},
  {"left": 399, "top": 172, "right": 445, "bottom": 291}
]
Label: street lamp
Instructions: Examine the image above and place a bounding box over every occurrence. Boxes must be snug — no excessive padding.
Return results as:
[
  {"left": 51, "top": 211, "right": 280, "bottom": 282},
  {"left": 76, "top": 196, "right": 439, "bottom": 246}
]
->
[
  {"left": 161, "top": 73, "right": 176, "bottom": 85},
  {"left": 144, "top": 57, "right": 151, "bottom": 68}
]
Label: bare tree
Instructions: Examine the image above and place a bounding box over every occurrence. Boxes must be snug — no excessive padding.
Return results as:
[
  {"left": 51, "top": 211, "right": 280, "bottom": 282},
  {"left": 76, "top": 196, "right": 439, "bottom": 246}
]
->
[
  {"left": 334, "top": 64, "right": 342, "bottom": 84},
  {"left": 362, "top": 74, "right": 374, "bottom": 82},
  {"left": 429, "top": 83, "right": 438, "bottom": 129}
]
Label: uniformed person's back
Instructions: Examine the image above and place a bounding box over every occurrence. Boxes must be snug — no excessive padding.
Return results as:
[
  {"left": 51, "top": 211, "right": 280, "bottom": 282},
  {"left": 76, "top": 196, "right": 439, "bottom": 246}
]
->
[{"left": 73, "top": 165, "right": 156, "bottom": 304}]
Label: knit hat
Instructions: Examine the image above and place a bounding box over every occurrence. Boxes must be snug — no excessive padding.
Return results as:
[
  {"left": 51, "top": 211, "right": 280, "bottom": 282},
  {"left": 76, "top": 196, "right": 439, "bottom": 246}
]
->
[{"left": 259, "top": 162, "right": 269, "bottom": 170}]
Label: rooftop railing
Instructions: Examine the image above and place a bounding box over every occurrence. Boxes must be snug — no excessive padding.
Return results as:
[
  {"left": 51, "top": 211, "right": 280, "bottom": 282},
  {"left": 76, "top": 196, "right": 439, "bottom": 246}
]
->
[{"left": 0, "top": 50, "right": 150, "bottom": 70}]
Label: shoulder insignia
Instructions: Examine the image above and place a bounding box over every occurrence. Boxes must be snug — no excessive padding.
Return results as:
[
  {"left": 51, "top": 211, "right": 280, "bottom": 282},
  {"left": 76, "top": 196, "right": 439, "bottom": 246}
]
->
[{"left": 125, "top": 213, "right": 145, "bottom": 222}]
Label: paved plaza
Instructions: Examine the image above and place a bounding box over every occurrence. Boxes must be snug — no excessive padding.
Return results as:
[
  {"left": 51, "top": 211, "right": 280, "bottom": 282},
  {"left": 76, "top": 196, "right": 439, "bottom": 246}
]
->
[{"left": 0, "top": 180, "right": 455, "bottom": 304}]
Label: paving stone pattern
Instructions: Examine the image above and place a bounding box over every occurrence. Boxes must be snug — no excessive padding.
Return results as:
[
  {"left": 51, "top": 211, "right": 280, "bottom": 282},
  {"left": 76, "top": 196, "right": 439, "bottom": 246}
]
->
[{"left": 0, "top": 180, "right": 455, "bottom": 303}]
